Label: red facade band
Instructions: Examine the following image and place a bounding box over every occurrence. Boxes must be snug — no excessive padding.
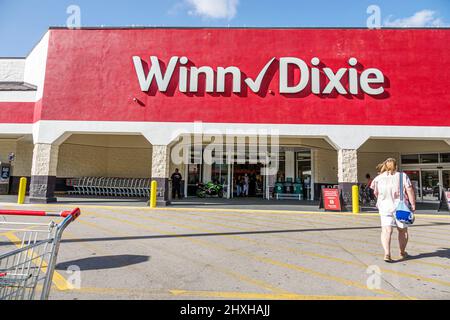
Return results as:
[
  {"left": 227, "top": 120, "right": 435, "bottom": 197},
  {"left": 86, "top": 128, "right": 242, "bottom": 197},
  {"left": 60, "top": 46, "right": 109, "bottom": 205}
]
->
[{"left": 0, "top": 28, "right": 448, "bottom": 204}]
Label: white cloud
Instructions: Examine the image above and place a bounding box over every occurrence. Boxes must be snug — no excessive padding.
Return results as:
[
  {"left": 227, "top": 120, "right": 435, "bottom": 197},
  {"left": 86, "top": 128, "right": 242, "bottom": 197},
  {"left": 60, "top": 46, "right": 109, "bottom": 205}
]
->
[
  {"left": 185, "top": 0, "right": 239, "bottom": 20},
  {"left": 384, "top": 9, "right": 448, "bottom": 27}
]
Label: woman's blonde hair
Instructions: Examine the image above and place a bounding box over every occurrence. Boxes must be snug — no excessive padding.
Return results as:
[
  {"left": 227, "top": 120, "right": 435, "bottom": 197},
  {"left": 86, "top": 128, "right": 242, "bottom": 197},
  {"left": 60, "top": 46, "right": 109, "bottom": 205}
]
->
[
  {"left": 376, "top": 162, "right": 384, "bottom": 174},
  {"left": 379, "top": 158, "right": 398, "bottom": 175}
]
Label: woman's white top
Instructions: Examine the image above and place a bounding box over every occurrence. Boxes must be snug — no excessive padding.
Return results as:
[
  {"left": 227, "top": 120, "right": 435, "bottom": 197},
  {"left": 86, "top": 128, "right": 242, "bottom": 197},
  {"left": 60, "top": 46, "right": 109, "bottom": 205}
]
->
[{"left": 370, "top": 172, "right": 411, "bottom": 215}]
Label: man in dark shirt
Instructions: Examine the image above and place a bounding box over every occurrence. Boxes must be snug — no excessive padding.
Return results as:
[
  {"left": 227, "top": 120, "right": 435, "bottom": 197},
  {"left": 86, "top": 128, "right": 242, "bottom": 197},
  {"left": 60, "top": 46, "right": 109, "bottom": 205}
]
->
[{"left": 171, "top": 168, "right": 183, "bottom": 199}]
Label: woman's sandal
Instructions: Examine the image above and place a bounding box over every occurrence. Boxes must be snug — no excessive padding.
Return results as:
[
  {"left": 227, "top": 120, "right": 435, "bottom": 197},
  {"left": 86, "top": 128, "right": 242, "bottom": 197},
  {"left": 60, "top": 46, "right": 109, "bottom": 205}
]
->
[
  {"left": 400, "top": 252, "right": 409, "bottom": 260},
  {"left": 384, "top": 254, "right": 393, "bottom": 263}
]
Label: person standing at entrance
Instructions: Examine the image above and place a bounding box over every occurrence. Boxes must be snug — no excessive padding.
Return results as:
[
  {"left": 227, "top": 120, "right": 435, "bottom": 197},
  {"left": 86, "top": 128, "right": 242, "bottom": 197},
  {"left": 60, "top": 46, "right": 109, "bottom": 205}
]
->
[
  {"left": 370, "top": 158, "right": 416, "bottom": 263},
  {"left": 243, "top": 174, "right": 250, "bottom": 197},
  {"left": 366, "top": 174, "right": 373, "bottom": 189},
  {"left": 235, "top": 176, "right": 242, "bottom": 197},
  {"left": 171, "top": 168, "right": 183, "bottom": 200},
  {"left": 365, "top": 173, "right": 375, "bottom": 202}
]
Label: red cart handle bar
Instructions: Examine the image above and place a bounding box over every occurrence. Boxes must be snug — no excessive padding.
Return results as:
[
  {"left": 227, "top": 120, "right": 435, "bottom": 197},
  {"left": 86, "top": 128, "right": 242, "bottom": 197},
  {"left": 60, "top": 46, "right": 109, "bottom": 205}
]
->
[{"left": 0, "top": 208, "right": 81, "bottom": 221}]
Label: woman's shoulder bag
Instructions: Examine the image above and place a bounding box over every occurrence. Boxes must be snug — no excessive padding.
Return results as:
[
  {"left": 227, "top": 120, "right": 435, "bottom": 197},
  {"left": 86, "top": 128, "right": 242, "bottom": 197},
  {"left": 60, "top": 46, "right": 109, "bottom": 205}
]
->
[{"left": 395, "top": 172, "right": 415, "bottom": 225}]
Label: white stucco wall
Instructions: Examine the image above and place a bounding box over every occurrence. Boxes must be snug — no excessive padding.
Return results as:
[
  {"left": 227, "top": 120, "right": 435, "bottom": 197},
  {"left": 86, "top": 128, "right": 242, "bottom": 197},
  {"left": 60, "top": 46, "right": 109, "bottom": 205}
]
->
[
  {"left": 24, "top": 31, "right": 50, "bottom": 101},
  {"left": 0, "top": 59, "right": 25, "bottom": 82}
]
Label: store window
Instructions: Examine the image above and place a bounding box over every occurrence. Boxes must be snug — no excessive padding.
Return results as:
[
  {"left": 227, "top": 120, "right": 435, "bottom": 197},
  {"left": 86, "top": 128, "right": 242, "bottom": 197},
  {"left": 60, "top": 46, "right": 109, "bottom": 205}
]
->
[
  {"left": 211, "top": 163, "right": 228, "bottom": 185},
  {"left": 401, "top": 154, "right": 419, "bottom": 164},
  {"left": 420, "top": 153, "right": 439, "bottom": 164},
  {"left": 440, "top": 153, "right": 450, "bottom": 163},
  {"left": 186, "top": 147, "right": 203, "bottom": 196},
  {"left": 296, "top": 151, "right": 312, "bottom": 200},
  {"left": 404, "top": 170, "right": 420, "bottom": 198}
]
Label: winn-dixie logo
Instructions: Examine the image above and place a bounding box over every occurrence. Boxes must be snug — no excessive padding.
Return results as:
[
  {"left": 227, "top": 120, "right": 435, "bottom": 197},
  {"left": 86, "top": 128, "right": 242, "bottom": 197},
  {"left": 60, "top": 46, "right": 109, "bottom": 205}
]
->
[{"left": 132, "top": 56, "right": 385, "bottom": 96}]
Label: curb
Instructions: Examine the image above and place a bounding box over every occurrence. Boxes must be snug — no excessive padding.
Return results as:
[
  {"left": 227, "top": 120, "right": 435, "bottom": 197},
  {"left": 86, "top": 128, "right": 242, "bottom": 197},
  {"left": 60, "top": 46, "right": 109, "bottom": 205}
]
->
[{"left": 0, "top": 202, "right": 449, "bottom": 219}]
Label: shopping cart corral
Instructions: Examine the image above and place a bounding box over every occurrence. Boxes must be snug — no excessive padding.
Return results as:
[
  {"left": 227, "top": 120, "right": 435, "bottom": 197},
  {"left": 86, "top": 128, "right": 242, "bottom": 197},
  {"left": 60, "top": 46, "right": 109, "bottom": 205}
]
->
[
  {"left": 0, "top": 208, "right": 81, "bottom": 300},
  {"left": 66, "top": 177, "right": 151, "bottom": 198}
]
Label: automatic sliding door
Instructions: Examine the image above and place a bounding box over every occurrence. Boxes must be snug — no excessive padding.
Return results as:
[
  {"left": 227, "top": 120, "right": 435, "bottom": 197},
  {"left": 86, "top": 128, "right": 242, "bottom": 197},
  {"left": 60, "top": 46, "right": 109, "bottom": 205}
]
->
[
  {"left": 187, "top": 164, "right": 201, "bottom": 196},
  {"left": 442, "top": 170, "right": 450, "bottom": 195},
  {"left": 404, "top": 170, "right": 421, "bottom": 200},
  {"left": 211, "top": 163, "right": 229, "bottom": 198},
  {"left": 421, "top": 170, "right": 440, "bottom": 202}
]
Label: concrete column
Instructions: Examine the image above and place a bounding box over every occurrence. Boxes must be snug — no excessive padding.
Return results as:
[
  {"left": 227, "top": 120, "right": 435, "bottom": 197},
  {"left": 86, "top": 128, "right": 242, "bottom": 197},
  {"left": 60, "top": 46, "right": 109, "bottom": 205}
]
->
[
  {"left": 151, "top": 145, "right": 171, "bottom": 206},
  {"left": 202, "top": 164, "right": 211, "bottom": 183},
  {"left": 338, "top": 149, "right": 358, "bottom": 184},
  {"left": 285, "top": 151, "right": 295, "bottom": 181},
  {"left": 337, "top": 149, "right": 358, "bottom": 208},
  {"left": 29, "top": 143, "right": 59, "bottom": 203}
]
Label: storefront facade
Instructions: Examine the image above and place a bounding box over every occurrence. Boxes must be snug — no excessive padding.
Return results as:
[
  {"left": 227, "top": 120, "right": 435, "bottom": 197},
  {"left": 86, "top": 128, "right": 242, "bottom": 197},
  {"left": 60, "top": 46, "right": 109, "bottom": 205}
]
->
[{"left": 0, "top": 27, "right": 449, "bottom": 205}]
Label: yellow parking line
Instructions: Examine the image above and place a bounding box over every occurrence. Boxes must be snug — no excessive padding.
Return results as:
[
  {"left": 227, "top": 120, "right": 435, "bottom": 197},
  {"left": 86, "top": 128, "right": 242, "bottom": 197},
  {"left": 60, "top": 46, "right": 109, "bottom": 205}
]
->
[
  {"left": 134, "top": 209, "right": 450, "bottom": 271},
  {"left": 79, "top": 212, "right": 292, "bottom": 295},
  {"left": 51, "top": 285, "right": 170, "bottom": 297},
  {"left": 169, "top": 209, "right": 450, "bottom": 263},
  {"left": 127, "top": 210, "right": 449, "bottom": 290},
  {"left": 52, "top": 286, "right": 400, "bottom": 300},
  {"left": 134, "top": 206, "right": 450, "bottom": 244},
  {"left": 4, "top": 232, "right": 71, "bottom": 291},
  {"left": 86, "top": 205, "right": 449, "bottom": 280},
  {"left": 153, "top": 207, "right": 450, "bottom": 220},
  {"left": 165, "top": 206, "right": 450, "bottom": 246},
  {"left": 88, "top": 210, "right": 404, "bottom": 299},
  {"left": 169, "top": 289, "right": 402, "bottom": 300}
]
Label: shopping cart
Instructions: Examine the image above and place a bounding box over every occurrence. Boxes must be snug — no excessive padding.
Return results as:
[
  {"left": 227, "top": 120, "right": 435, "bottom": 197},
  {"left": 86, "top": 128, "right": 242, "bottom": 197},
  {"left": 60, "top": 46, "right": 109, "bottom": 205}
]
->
[{"left": 0, "top": 208, "right": 81, "bottom": 300}]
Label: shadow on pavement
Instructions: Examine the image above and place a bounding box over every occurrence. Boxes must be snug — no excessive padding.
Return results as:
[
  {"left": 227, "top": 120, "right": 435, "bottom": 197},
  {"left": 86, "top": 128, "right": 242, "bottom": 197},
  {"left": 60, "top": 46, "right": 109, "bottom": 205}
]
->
[
  {"left": 55, "top": 254, "right": 150, "bottom": 271},
  {"left": 399, "top": 248, "right": 450, "bottom": 262},
  {"left": 52, "top": 222, "right": 450, "bottom": 245}
]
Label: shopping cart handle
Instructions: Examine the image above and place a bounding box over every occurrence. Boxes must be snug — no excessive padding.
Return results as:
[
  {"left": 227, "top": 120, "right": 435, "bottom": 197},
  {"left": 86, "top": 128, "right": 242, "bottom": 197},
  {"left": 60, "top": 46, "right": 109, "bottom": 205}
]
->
[
  {"left": 0, "top": 208, "right": 81, "bottom": 221},
  {"left": 60, "top": 208, "right": 81, "bottom": 221}
]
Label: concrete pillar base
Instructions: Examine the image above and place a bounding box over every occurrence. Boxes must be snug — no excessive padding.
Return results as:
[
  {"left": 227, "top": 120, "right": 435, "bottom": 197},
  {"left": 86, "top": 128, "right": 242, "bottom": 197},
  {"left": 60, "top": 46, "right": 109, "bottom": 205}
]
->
[
  {"left": 30, "top": 143, "right": 59, "bottom": 204},
  {"left": 153, "top": 177, "right": 170, "bottom": 205},
  {"left": 29, "top": 175, "right": 57, "bottom": 203},
  {"left": 156, "top": 200, "right": 171, "bottom": 207}
]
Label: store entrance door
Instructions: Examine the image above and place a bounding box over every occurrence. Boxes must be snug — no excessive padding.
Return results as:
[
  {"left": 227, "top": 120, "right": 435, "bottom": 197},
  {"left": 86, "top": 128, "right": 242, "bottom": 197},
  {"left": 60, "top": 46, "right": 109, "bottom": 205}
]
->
[
  {"left": 443, "top": 170, "right": 450, "bottom": 193},
  {"left": 421, "top": 169, "right": 440, "bottom": 202},
  {"left": 404, "top": 168, "right": 450, "bottom": 202},
  {"left": 232, "top": 163, "right": 264, "bottom": 198}
]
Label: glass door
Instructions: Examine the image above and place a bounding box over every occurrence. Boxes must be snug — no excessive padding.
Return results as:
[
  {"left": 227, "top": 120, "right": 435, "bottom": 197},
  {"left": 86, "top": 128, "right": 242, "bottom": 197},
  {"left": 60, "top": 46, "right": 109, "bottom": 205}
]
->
[
  {"left": 404, "top": 170, "right": 421, "bottom": 199},
  {"left": 211, "top": 163, "right": 229, "bottom": 198},
  {"left": 421, "top": 170, "right": 440, "bottom": 202},
  {"left": 186, "top": 164, "right": 202, "bottom": 196}
]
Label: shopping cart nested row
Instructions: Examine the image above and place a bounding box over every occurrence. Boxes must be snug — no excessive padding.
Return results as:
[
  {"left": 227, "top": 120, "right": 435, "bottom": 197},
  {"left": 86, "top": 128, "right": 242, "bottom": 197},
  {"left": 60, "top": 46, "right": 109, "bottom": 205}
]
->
[{"left": 66, "top": 177, "right": 151, "bottom": 197}]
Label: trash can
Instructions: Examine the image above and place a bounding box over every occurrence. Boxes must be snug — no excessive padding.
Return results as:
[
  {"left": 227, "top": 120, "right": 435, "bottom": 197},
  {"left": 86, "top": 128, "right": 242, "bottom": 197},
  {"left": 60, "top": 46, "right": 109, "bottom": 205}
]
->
[
  {"left": 293, "top": 180, "right": 303, "bottom": 195},
  {"left": 274, "top": 183, "right": 284, "bottom": 194},
  {"left": 284, "top": 178, "right": 293, "bottom": 194}
]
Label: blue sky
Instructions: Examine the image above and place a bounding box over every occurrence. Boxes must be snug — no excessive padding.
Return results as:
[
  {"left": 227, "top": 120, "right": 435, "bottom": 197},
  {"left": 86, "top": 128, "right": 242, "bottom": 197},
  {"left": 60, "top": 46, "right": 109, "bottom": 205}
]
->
[{"left": 0, "top": 0, "right": 448, "bottom": 56}]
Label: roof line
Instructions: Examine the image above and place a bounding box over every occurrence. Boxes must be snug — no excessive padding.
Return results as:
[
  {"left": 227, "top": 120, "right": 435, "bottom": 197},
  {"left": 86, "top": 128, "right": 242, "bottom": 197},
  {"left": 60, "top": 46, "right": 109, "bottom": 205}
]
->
[{"left": 0, "top": 81, "right": 37, "bottom": 92}]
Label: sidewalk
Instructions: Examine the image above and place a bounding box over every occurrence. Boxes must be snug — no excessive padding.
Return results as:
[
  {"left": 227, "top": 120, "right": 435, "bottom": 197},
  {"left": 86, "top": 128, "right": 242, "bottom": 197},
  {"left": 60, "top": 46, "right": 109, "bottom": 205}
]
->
[{"left": 0, "top": 195, "right": 448, "bottom": 216}]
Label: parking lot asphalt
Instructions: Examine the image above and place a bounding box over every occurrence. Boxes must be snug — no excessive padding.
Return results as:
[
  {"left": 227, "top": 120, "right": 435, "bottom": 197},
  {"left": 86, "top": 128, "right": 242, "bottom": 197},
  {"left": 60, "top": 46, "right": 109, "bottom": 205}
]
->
[{"left": 1, "top": 202, "right": 449, "bottom": 300}]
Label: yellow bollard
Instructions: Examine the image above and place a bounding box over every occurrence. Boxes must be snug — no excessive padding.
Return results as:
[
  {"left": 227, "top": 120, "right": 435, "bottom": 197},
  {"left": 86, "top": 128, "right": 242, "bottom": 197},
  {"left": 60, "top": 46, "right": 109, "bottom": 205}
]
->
[
  {"left": 352, "top": 185, "right": 360, "bottom": 214},
  {"left": 150, "top": 180, "right": 158, "bottom": 208},
  {"left": 17, "top": 177, "right": 27, "bottom": 205}
]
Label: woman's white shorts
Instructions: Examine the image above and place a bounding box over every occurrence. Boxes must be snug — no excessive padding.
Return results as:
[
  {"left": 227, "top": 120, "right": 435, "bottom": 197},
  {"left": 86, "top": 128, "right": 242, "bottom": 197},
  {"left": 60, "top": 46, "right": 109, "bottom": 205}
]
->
[{"left": 379, "top": 212, "right": 408, "bottom": 229}]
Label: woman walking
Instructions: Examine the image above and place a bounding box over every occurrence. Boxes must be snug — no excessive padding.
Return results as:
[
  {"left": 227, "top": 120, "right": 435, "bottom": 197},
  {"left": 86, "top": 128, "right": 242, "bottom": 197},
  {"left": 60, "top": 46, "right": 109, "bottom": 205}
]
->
[{"left": 370, "top": 158, "right": 416, "bottom": 262}]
